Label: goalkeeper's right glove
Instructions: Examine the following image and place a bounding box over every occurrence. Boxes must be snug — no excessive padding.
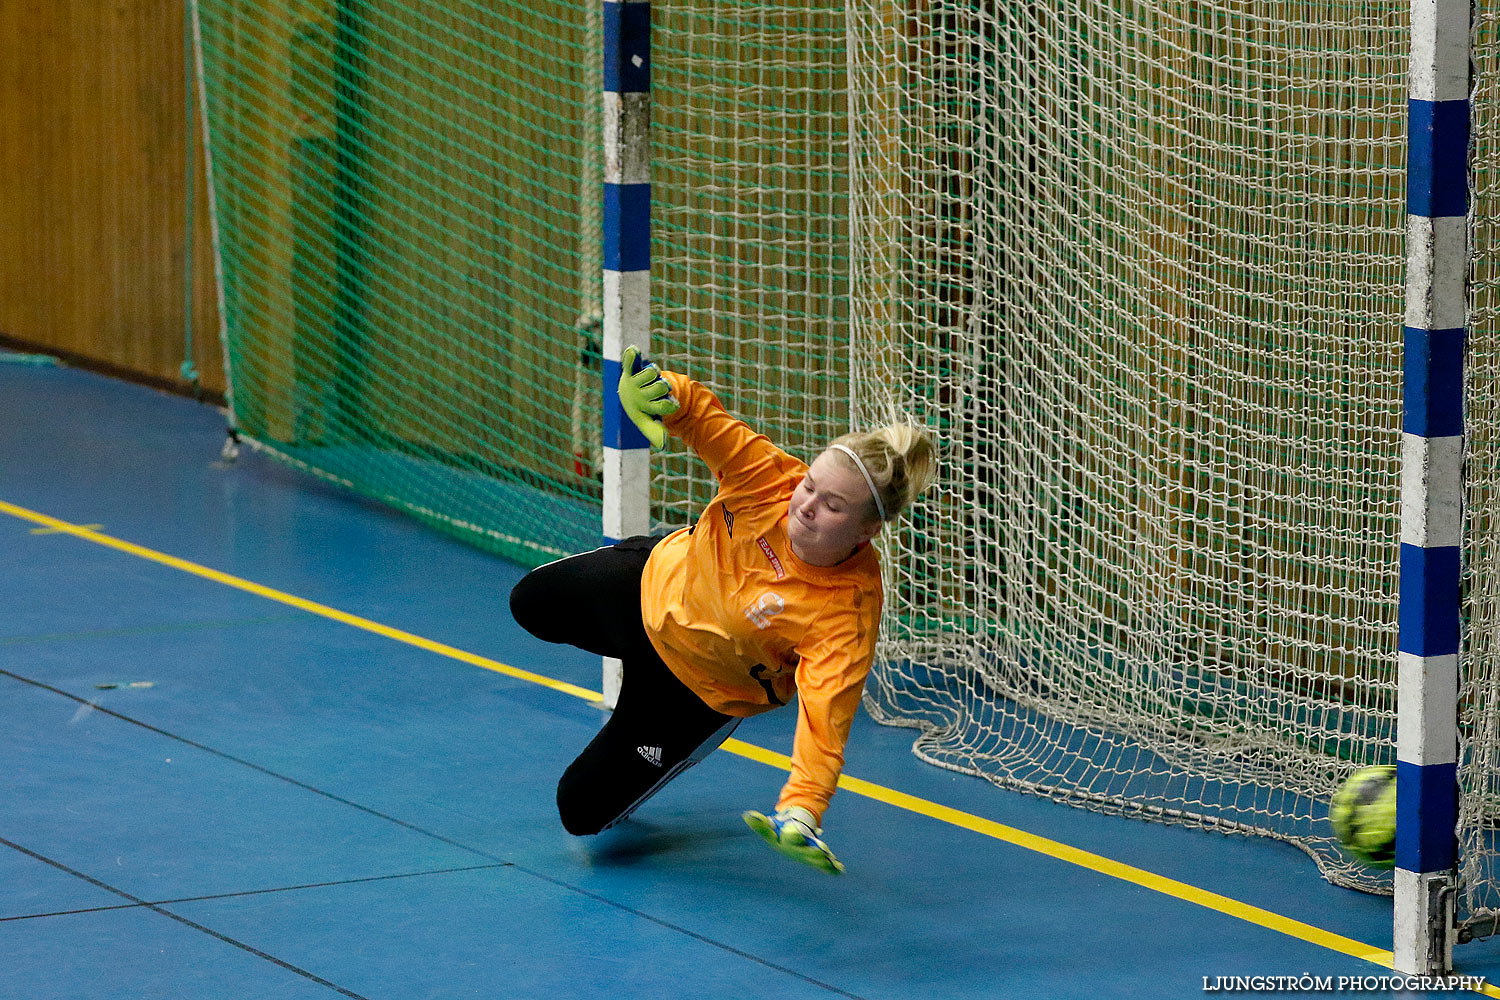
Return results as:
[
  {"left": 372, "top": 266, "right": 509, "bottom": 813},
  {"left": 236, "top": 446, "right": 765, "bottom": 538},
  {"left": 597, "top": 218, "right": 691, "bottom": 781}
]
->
[
  {"left": 742, "top": 806, "right": 845, "bottom": 874},
  {"left": 618, "top": 345, "right": 679, "bottom": 450}
]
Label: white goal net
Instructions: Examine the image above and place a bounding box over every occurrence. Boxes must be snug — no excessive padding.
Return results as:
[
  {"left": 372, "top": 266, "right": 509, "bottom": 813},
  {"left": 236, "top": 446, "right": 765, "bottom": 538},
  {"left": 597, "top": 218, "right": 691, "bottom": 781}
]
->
[
  {"left": 848, "top": 0, "right": 1414, "bottom": 895},
  {"left": 648, "top": 0, "right": 1500, "bottom": 907}
]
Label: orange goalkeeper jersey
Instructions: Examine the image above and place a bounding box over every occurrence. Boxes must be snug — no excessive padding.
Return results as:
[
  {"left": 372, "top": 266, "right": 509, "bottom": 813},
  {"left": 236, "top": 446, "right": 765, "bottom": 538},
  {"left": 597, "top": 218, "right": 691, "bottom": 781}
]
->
[{"left": 640, "top": 370, "right": 884, "bottom": 821}]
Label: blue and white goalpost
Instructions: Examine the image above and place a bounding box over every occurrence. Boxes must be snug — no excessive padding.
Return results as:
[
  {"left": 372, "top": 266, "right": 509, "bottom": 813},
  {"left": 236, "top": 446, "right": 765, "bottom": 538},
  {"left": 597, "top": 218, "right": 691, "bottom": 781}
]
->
[
  {"left": 1396, "top": 0, "right": 1470, "bottom": 974},
  {"left": 601, "top": 0, "right": 652, "bottom": 710}
]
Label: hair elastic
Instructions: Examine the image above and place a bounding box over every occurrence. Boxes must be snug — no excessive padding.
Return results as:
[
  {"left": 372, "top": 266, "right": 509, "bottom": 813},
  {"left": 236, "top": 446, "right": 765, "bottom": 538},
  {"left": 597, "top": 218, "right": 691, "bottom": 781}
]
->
[{"left": 829, "top": 444, "right": 887, "bottom": 521}]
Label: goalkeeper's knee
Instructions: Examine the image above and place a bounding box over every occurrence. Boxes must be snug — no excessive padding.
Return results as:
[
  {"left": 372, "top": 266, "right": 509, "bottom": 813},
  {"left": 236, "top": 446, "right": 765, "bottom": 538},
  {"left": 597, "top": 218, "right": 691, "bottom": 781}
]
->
[{"left": 556, "top": 780, "right": 611, "bottom": 836}]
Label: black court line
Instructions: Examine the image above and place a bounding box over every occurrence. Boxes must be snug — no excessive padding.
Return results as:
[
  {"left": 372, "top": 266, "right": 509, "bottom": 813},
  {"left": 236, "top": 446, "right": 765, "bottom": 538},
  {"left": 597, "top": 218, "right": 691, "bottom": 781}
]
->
[
  {"left": 2, "top": 668, "right": 870, "bottom": 999},
  {"left": 0, "top": 863, "right": 512, "bottom": 923},
  {"left": 0, "top": 835, "right": 371, "bottom": 1000},
  {"left": 509, "top": 859, "right": 873, "bottom": 1000},
  {"left": 1, "top": 667, "right": 508, "bottom": 863}
]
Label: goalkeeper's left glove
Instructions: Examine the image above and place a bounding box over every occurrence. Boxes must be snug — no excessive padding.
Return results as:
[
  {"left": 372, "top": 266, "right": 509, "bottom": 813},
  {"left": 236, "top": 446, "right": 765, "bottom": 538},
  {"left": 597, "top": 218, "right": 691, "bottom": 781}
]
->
[
  {"left": 617, "top": 345, "right": 679, "bottom": 450},
  {"left": 742, "top": 806, "right": 845, "bottom": 874}
]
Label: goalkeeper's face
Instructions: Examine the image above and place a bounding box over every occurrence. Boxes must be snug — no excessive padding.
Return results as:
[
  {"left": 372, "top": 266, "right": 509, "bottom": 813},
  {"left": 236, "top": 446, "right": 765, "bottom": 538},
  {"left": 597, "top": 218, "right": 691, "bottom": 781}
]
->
[{"left": 786, "top": 451, "right": 883, "bottom": 566}]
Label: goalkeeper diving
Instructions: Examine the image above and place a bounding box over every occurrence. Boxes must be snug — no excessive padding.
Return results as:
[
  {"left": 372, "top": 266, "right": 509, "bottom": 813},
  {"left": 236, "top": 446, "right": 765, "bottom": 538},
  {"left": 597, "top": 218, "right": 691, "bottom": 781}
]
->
[{"left": 509, "top": 349, "right": 936, "bottom": 874}]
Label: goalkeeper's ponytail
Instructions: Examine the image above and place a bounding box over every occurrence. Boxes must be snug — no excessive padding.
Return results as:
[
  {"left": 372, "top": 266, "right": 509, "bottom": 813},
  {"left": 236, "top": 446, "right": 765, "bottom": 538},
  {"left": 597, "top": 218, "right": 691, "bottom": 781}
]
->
[{"left": 828, "top": 424, "right": 937, "bottom": 523}]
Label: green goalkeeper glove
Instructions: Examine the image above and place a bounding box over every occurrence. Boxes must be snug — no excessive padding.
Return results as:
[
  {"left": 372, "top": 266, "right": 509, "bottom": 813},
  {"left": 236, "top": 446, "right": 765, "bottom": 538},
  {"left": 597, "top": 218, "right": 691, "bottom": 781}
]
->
[
  {"left": 742, "top": 806, "right": 845, "bottom": 874},
  {"left": 618, "top": 345, "right": 679, "bottom": 450}
]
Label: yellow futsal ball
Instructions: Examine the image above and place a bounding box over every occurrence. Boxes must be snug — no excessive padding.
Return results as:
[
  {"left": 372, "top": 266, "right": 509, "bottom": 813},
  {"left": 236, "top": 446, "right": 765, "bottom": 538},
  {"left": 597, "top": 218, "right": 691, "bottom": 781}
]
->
[{"left": 1330, "top": 765, "right": 1397, "bottom": 868}]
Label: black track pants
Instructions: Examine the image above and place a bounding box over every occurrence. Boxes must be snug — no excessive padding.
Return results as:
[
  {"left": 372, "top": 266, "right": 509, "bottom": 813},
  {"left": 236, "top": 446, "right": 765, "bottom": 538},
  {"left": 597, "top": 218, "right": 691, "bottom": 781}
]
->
[{"left": 508, "top": 536, "right": 741, "bottom": 835}]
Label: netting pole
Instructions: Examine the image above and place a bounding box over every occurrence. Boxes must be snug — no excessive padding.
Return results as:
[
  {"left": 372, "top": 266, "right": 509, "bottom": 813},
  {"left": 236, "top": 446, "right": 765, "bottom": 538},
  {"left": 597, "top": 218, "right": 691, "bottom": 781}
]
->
[
  {"left": 1395, "top": 0, "right": 1470, "bottom": 973},
  {"left": 600, "top": 0, "right": 651, "bottom": 710},
  {"left": 187, "top": 0, "right": 238, "bottom": 460}
]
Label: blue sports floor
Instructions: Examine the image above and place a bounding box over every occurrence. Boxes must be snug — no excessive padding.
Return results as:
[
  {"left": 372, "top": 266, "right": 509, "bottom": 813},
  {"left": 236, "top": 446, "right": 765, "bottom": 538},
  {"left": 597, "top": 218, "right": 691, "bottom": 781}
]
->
[{"left": 5, "top": 363, "right": 1500, "bottom": 1000}]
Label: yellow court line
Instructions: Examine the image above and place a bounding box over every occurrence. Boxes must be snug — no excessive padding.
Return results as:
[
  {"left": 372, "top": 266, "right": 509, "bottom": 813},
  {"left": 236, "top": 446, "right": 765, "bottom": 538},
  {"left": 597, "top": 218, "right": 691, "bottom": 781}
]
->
[
  {"left": 728, "top": 738, "right": 1415, "bottom": 976},
  {"left": 0, "top": 500, "right": 598, "bottom": 705},
  {"left": 5, "top": 497, "right": 1487, "bottom": 990}
]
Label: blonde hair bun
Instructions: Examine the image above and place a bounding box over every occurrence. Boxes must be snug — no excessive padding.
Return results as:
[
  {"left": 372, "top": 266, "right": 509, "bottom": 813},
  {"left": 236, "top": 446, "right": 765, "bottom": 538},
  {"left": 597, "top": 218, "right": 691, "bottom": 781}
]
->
[{"left": 828, "top": 424, "right": 937, "bottom": 522}]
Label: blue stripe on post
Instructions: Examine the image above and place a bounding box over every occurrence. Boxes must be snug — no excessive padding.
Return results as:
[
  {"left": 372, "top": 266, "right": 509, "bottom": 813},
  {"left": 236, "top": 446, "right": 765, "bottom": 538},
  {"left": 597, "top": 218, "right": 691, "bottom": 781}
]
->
[
  {"left": 603, "top": 357, "right": 651, "bottom": 450},
  {"left": 1408, "top": 99, "right": 1471, "bottom": 219},
  {"left": 603, "top": 1, "right": 650, "bottom": 94},
  {"left": 604, "top": 184, "right": 650, "bottom": 272},
  {"left": 1404, "top": 327, "right": 1466, "bottom": 437},
  {"left": 1396, "top": 760, "right": 1458, "bottom": 873},
  {"left": 1399, "top": 543, "right": 1462, "bottom": 657}
]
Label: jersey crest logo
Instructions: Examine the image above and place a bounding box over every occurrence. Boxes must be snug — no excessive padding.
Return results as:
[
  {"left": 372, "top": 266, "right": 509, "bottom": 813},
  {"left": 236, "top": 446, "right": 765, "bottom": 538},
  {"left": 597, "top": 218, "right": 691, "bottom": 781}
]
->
[
  {"left": 756, "top": 536, "right": 785, "bottom": 579},
  {"left": 743, "top": 591, "right": 786, "bottom": 630},
  {"left": 722, "top": 505, "right": 735, "bottom": 537}
]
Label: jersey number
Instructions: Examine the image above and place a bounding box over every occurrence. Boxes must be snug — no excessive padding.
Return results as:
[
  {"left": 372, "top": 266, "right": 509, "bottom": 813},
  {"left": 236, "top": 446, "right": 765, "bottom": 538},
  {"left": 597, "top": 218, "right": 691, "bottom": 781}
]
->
[{"left": 750, "top": 664, "right": 786, "bottom": 706}]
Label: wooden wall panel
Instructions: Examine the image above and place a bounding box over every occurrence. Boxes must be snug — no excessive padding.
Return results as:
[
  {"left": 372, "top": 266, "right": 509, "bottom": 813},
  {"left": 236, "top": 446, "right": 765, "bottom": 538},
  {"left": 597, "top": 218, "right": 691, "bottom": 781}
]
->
[{"left": 0, "top": 0, "right": 223, "bottom": 397}]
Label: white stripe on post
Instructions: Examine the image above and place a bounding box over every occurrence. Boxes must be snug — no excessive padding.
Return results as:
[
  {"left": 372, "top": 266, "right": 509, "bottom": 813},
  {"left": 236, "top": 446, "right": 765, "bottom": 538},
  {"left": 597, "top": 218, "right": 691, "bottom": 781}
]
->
[
  {"left": 1395, "top": 0, "right": 1468, "bottom": 973},
  {"left": 601, "top": 0, "right": 650, "bottom": 710}
]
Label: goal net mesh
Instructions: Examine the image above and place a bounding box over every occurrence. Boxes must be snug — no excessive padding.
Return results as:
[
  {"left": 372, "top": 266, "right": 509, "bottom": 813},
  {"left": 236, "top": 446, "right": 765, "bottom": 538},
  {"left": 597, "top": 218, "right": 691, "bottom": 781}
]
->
[
  {"left": 839, "top": 0, "right": 1410, "bottom": 894},
  {"left": 1459, "top": 4, "right": 1500, "bottom": 933}
]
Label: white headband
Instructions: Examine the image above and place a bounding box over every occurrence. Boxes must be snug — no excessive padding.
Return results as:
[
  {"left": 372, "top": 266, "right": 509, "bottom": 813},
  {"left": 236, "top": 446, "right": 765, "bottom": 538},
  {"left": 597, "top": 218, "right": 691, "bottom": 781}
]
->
[{"left": 829, "top": 444, "right": 887, "bottom": 521}]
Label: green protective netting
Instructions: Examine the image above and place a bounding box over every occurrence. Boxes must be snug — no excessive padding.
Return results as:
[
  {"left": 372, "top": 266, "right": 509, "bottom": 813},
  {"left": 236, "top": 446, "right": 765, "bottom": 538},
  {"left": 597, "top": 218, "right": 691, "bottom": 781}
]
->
[
  {"left": 196, "top": 0, "right": 851, "bottom": 565},
  {"left": 196, "top": 0, "right": 606, "bottom": 566}
]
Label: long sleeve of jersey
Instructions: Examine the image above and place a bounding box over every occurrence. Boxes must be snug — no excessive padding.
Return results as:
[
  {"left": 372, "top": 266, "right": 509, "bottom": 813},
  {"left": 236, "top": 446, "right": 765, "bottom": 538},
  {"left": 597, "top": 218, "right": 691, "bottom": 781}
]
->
[
  {"left": 658, "top": 370, "right": 804, "bottom": 493},
  {"left": 639, "top": 369, "right": 884, "bottom": 824},
  {"left": 776, "top": 594, "right": 879, "bottom": 819}
]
